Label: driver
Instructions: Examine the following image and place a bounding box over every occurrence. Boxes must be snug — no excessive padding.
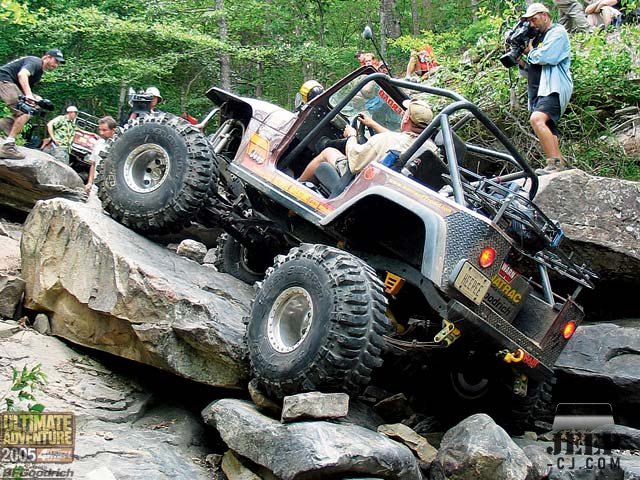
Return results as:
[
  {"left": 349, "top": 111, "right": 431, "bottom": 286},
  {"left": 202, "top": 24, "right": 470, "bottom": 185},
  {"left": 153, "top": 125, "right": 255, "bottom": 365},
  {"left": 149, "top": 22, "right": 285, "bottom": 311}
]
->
[{"left": 298, "top": 99, "right": 433, "bottom": 183}]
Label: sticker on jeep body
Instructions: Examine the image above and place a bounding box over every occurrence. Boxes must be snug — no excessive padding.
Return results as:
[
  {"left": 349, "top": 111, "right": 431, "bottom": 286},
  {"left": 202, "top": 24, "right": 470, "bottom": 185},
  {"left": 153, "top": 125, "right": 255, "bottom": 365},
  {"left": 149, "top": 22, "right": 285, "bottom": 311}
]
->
[{"left": 483, "top": 262, "right": 531, "bottom": 322}]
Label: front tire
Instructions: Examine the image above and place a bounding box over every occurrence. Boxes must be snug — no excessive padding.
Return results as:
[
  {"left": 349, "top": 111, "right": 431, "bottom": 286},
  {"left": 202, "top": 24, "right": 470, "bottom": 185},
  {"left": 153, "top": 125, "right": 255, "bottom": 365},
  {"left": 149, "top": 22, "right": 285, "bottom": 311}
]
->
[
  {"left": 97, "top": 113, "right": 216, "bottom": 234},
  {"left": 247, "top": 244, "right": 391, "bottom": 398}
]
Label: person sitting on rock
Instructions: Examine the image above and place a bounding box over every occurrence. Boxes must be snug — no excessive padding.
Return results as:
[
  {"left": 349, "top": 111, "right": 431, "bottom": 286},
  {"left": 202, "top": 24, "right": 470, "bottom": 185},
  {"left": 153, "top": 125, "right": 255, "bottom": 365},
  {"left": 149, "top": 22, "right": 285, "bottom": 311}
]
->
[
  {"left": 297, "top": 99, "right": 433, "bottom": 183},
  {"left": 405, "top": 46, "right": 439, "bottom": 80}
]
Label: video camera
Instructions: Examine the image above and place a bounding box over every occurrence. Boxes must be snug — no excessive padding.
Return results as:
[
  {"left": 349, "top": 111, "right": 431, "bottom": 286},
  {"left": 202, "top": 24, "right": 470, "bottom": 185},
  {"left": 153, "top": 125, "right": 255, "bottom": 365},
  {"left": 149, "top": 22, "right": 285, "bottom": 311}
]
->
[
  {"left": 16, "top": 95, "right": 55, "bottom": 117},
  {"left": 499, "top": 20, "right": 539, "bottom": 68}
]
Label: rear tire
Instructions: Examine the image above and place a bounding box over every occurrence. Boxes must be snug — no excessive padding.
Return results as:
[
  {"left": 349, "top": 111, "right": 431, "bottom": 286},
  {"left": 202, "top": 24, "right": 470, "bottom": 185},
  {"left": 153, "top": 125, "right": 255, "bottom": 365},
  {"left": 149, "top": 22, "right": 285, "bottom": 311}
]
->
[
  {"left": 97, "top": 113, "right": 216, "bottom": 234},
  {"left": 247, "top": 244, "right": 391, "bottom": 398},
  {"left": 214, "top": 233, "right": 268, "bottom": 284}
]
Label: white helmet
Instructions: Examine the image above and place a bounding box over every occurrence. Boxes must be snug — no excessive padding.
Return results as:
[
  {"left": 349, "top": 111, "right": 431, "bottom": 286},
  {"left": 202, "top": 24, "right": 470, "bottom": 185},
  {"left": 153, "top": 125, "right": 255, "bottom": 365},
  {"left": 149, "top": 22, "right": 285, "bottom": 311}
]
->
[{"left": 145, "top": 86, "right": 163, "bottom": 102}]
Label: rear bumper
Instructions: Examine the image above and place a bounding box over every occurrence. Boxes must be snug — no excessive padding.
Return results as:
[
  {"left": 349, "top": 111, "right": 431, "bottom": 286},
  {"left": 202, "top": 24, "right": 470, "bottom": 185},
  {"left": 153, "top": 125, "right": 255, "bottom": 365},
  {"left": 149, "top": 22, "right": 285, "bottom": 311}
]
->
[{"left": 448, "top": 299, "right": 555, "bottom": 379}]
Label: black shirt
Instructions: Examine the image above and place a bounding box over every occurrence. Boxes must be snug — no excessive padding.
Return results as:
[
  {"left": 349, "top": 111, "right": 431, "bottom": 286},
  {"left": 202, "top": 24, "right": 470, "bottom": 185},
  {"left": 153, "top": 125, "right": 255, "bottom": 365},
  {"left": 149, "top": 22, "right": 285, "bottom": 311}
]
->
[
  {"left": 525, "top": 33, "right": 545, "bottom": 101},
  {"left": 0, "top": 56, "right": 43, "bottom": 87}
]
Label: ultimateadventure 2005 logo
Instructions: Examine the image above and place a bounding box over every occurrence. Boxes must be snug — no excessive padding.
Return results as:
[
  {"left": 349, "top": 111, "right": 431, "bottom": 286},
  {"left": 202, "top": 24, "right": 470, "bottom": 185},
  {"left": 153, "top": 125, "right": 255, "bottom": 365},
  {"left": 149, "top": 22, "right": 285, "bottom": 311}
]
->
[{"left": 1, "top": 412, "right": 75, "bottom": 464}]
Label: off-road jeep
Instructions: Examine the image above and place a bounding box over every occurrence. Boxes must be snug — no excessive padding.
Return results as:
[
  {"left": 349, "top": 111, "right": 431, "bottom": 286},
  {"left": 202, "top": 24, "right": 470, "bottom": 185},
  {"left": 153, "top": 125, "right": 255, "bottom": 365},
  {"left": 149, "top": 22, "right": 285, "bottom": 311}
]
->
[{"left": 97, "top": 66, "right": 596, "bottom": 431}]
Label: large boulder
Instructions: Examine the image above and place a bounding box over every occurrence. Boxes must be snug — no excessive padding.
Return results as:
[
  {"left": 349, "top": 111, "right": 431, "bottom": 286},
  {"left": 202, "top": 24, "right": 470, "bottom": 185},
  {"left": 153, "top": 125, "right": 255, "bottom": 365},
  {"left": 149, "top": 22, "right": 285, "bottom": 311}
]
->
[
  {"left": 430, "top": 413, "right": 532, "bottom": 480},
  {"left": 202, "top": 398, "right": 422, "bottom": 480},
  {"left": 534, "top": 169, "right": 640, "bottom": 281},
  {"left": 0, "top": 149, "right": 84, "bottom": 213},
  {"left": 556, "top": 322, "right": 640, "bottom": 406},
  {"left": 0, "top": 233, "right": 24, "bottom": 318},
  {"left": 20, "top": 198, "right": 254, "bottom": 389},
  {"left": 0, "top": 324, "right": 212, "bottom": 479}
]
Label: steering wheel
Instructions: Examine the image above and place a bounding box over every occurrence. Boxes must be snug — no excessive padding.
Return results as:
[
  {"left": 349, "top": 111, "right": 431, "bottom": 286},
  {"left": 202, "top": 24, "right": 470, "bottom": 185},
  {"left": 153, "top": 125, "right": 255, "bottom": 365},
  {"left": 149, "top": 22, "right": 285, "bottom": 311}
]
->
[{"left": 351, "top": 115, "right": 376, "bottom": 144}]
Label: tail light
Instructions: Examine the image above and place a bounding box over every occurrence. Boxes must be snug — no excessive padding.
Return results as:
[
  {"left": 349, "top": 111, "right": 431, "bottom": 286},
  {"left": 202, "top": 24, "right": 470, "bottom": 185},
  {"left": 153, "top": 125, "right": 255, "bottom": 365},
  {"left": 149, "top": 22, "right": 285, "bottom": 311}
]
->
[
  {"left": 562, "top": 320, "right": 577, "bottom": 340},
  {"left": 479, "top": 247, "right": 496, "bottom": 268}
]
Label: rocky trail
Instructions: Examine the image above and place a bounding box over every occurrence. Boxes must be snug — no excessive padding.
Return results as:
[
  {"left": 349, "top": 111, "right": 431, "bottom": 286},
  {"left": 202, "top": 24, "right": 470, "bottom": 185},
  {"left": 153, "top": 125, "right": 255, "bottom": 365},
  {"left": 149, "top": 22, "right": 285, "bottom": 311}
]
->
[{"left": 1, "top": 152, "right": 639, "bottom": 479}]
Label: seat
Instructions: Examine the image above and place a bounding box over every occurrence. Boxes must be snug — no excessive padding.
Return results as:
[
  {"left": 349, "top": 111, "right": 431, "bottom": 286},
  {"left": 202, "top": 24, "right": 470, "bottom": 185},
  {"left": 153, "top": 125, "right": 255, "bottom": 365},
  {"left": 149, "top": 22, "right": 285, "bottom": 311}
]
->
[
  {"left": 314, "top": 162, "right": 356, "bottom": 199},
  {"left": 402, "top": 142, "right": 450, "bottom": 191}
]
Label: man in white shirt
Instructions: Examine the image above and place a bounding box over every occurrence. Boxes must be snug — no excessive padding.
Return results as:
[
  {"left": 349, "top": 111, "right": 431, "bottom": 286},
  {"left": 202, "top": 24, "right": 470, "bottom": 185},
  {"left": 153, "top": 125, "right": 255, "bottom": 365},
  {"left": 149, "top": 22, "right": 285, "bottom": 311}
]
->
[
  {"left": 84, "top": 116, "right": 117, "bottom": 194},
  {"left": 298, "top": 99, "right": 433, "bottom": 183}
]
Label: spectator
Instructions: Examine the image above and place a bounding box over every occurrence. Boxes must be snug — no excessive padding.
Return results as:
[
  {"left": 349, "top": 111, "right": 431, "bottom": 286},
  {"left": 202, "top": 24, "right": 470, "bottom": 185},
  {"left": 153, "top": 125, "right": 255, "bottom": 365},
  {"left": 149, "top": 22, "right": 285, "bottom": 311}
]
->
[
  {"left": 519, "top": 3, "right": 573, "bottom": 174},
  {"left": 127, "top": 86, "right": 163, "bottom": 122},
  {"left": 0, "top": 49, "right": 65, "bottom": 159},
  {"left": 405, "top": 46, "right": 438, "bottom": 80},
  {"left": 44, "top": 105, "right": 78, "bottom": 164},
  {"left": 298, "top": 99, "right": 433, "bottom": 182},
  {"left": 585, "top": 0, "right": 622, "bottom": 27},
  {"left": 357, "top": 52, "right": 379, "bottom": 69},
  {"left": 84, "top": 116, "right": 117, "bottom": 194},
  {"left": 554, "top": 0, "right": 591, "bottom": 33}
]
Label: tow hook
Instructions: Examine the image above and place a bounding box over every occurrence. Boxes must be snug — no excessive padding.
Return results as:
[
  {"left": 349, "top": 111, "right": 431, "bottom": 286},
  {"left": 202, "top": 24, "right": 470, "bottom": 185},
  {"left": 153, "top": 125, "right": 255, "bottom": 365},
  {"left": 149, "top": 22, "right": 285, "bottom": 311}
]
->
[
  {"left": 433, "top": 319, "right": 461, "bottom": 347},
  {"left": 501, "top": 348, "right": 524, "bottom": 364}
]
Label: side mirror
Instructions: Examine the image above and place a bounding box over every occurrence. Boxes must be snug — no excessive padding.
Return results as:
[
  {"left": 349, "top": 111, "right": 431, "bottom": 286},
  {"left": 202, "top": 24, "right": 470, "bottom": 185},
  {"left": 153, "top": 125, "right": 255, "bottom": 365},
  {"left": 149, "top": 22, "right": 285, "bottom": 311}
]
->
[{"left": 362, "top": 25, "right": 373, "bottom": 40}]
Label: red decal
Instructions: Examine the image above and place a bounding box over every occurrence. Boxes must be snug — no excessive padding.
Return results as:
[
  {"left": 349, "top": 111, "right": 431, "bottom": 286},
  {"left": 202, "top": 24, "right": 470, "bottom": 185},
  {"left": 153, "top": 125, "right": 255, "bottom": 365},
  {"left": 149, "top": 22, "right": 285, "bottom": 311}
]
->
[{"left": 499, "top": 262, "right": 517, "bottom": 282}]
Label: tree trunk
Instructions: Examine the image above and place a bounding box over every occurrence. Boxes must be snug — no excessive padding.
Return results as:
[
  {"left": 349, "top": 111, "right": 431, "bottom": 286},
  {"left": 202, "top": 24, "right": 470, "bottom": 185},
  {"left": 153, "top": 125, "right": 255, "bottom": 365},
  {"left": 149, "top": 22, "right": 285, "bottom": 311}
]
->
[
  {"left": 410, "top": 0, "right": 420, "bottom": 36},
  {"left": 379, "top": 0, "right": 400, "bottom": 56},
  {"left": 216, "top": 0, "right": 231, "bottom": 90},
  {"left": 422, "top": 0, "right": 433, "bottom": 31},
  {"left": 256, "top": 61, "right": 264, "bottom": 98},
  {"left": 314, "top": 0, "right": 325, "bottom": 47}
]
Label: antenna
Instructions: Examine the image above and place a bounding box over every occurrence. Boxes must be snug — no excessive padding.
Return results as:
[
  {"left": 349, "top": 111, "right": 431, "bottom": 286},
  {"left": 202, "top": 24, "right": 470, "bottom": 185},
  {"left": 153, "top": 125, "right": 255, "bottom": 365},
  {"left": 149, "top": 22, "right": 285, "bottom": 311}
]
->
[{"left": 362, "top": 25, "right": 394, "bottom": 77}]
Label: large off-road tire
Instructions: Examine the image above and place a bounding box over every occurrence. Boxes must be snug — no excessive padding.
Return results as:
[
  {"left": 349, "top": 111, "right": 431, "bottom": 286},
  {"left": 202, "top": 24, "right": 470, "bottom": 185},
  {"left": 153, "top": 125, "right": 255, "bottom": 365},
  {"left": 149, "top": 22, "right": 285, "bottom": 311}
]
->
[
  {"left": 97, "top": 113, "right": 216, "bottom": 234},
  {"left": 214, "top": 233, "right": 268, "bottom": 284},
  {"left": 247, "top": 244, "right": 391, "bottom": 398}
]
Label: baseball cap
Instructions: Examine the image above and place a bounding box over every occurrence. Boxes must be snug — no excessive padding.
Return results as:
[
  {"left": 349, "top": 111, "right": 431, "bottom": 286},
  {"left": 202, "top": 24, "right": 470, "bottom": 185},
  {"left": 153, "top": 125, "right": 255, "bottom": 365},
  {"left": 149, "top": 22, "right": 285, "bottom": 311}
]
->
[
  {"left": 522, "top": 2, "right": 549, "bottom": 18},
  {"left": 402, "top": 99, "right": 433, "bottom": 128},
  {"left": 45, "top": 48, "right": 65, "bottom": 64},
  {"left": 66, "top": 106, "right": 78, "bottom": 113}
]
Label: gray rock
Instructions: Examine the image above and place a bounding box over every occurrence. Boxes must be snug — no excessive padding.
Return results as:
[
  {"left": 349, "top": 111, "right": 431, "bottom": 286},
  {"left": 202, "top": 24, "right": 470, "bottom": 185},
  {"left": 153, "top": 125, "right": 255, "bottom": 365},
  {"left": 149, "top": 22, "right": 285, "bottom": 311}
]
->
[
  {"left": 0, "top": 234, "right": 21, "bottom": 274},
  {"left": 378, "top": 423, "right": 438, "bottom": 464},
  {"left": 534, "top": 170, "right": 640, "bottom": 282},
  {"left": 281, "top": 392, "right": 349, "bottom": 423},
  {"left": 336, "top": 399, "right": 386, "bottom": 431},
  {"left": 521, "top": 444, "right": 553, "bottom": 480},
  {"left": 176, "top": 239, "right": 208, "bottom": 263},
  {"left": 247, "top": 378, "right": 281, "bottom": 418},
  {"left": 32, "top": 313, "right": 50, "bottom": 335},
  {"left": 374, "top": 392, "right": 414, "bottom": 422},
  {"left": 221, "top": 450, "right": 263, "bottom": 480},
  {"left": 0, "top": 274, "right": 24, "bottom": 318},
  {"left": 203, "top": 247, "right": 218, "bottom": 265},
  {"left": 0, "top": 150, "right": 85, "bottom": 213},
  {"left": 86, "top": 467, "right": 117, "bottom": 480},
  {"left": 556, "top": 322, "right": 640, "bottom": 405},
  {"left": 430, "top": 413, "right": 533, "bottom": 480},
  {"left": 21, "top": 198, "right": 254, "bottom": 389},
  {"left": 203, "top": 398, "right": 422, "bottom": 480},
  {"left": 0, "top": 328, "right": 212, "bottom": 479},
  {"left": 590, "top": 425, "right": 640, "bottom": 451},
  {"left": 0, "top": 320, "right": 20, "bottom": 338}
]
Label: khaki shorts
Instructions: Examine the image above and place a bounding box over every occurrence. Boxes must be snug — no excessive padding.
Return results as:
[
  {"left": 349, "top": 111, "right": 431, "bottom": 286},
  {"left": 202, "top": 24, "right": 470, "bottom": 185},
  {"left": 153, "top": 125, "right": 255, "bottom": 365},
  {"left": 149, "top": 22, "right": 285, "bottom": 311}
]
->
[
  {"left": 0, "top": 81, "right": 23, "bottom": 117},
  {"left": 335, "top": 156, "right": 350, "bottom": 176}
]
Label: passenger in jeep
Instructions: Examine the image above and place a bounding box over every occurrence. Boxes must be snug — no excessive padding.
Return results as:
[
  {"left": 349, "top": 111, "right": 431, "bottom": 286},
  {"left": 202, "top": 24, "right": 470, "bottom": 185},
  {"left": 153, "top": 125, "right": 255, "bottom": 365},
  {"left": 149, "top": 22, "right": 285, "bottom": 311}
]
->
[{"left": 297, "top": 99, "right": 433, "bottom": 182}]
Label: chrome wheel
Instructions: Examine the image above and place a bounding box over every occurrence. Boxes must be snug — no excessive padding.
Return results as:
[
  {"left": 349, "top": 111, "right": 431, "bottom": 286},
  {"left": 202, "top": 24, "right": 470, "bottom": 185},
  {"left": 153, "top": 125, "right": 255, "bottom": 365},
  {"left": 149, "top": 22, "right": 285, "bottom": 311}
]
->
[
  {"left": 267, "top": 287, "right": 313, "bottom": 353},
  {"left": 123, "top": 143, "right": 170, "bottom": 193}
]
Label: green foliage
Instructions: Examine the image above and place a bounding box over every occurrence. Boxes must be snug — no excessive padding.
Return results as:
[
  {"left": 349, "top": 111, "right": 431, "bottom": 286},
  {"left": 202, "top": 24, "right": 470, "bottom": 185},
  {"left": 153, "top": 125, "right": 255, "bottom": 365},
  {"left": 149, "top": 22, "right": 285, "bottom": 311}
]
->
[{"left": 2, "top": 364, "right": 47, "bottom": 412}]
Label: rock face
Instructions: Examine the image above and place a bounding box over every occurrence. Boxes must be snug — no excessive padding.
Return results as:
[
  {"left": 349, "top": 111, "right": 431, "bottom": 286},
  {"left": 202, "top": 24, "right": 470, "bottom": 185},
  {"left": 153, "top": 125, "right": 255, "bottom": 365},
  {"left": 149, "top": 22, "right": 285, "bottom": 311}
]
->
[
  {"left": 0, "top": 325, "right": 212, "bottom": 479},
  {"left": 0, "top": 150, "right": 85, "bottom": 213},
  {"left": 556, "top": 322, "right": 640, "bottom": 405},
  {"left": 534, "top": 169, "right": 640, "bottom": 281},
  {"left": 0, "top": 233, "right": 24, "bottom": 318},
  {"left": 203, "top": 398, "right": 422, "bottom": 480},
  {"left": 430, "top": 414, "right": 532, "bottom": 480},
  {"left": 20, "top": 198, "right": 254, "bottom": 389},
  {"left": 281, "top": 392, "right": 349, "bottom": 423}
]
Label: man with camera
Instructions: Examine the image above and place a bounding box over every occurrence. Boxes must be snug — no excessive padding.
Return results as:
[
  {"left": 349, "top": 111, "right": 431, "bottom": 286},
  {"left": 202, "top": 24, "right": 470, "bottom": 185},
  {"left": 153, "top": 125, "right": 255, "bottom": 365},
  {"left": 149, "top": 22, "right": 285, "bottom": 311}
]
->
[
  {"left": 519, "top": 3, "right": 573, "bottom": 174},
  {"left": 0, "top": 49, "right": 65, "bottom": 160}
]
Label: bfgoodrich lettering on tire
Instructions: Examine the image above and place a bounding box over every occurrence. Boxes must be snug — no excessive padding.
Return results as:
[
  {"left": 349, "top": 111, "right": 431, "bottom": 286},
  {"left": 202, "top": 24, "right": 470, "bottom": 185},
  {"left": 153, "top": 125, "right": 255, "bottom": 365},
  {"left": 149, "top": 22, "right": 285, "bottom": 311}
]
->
[
  {"left": 247, "top": 243, "right": 391, "bottom": 398},
  {"left": 97, "top": 113, "right": 216, "bottom": 234}
]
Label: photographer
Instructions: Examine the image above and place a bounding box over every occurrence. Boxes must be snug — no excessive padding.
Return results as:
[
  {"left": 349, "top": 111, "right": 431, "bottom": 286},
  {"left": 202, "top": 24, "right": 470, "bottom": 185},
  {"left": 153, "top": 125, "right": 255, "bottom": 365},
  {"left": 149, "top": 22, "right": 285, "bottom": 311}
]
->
[
  {"left": 0, "top": 49, "right": 65, "bottom": 160},
  {"left": 519, "top": 3, "right": 573, "bottom": 174}
]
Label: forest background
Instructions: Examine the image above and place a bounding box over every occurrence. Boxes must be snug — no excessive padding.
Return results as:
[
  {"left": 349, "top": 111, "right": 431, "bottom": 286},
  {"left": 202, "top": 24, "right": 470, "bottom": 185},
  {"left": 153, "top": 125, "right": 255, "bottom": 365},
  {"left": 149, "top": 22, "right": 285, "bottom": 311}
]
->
[{"left": 1, "top": 0, "right": 639, "bottom": 178}]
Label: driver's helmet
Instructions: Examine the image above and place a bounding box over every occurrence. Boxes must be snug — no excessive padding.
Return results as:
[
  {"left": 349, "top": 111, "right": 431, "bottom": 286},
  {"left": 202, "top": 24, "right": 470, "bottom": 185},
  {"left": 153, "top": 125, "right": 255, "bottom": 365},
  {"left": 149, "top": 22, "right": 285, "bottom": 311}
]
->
[{"left": 295, "top": 80, "right": 324, "bottom": 109}]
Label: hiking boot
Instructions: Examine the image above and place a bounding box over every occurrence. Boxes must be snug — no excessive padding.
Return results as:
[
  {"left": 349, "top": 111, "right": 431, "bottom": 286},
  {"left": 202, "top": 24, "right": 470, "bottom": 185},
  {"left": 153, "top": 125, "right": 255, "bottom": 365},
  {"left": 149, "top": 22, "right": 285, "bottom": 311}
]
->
[
  {"left": 0, "top": 142, "right": 25, "bottom": 159},
  {"left": 535, "top": 157, "right": 565, "bottom": 176}
]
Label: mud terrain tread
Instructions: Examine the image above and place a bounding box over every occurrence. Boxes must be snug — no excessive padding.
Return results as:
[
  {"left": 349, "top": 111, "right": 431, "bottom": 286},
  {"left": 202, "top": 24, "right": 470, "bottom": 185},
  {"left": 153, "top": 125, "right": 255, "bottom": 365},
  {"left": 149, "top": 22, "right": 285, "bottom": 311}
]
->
[
  {"left": 247, "top": 243, "right": 391, "bottom": 398},
  {"left": 97, "top": 113, "right": 217, "bottom": 233}
]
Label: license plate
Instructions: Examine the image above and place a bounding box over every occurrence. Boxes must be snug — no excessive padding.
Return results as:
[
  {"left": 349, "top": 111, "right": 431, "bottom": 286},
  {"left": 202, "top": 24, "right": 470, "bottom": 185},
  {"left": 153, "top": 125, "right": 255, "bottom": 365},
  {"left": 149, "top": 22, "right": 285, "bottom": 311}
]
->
[{"left": 454, "top": 262, "right": 491, "bottom": 305}]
